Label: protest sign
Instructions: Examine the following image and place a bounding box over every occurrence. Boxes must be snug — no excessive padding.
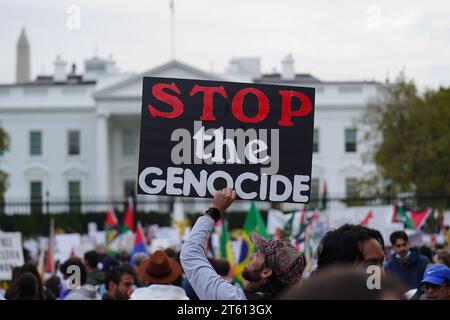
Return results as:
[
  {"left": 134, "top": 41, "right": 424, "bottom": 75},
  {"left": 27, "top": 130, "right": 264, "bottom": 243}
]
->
[
  {"left": 0, "top": 232, "right": 25, "bottom": 280},
  {"left": 53, "top": 233, "right": 81, "bottom": 263},
  {"left": 138, "top": 77, "right": 315, "bottom": 203}
]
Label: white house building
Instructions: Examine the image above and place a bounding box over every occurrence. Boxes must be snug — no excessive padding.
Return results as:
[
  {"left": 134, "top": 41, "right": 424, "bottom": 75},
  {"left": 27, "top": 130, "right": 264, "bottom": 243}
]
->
[{"left": 0, "top": 30, "right": 380, "bottom": 214}]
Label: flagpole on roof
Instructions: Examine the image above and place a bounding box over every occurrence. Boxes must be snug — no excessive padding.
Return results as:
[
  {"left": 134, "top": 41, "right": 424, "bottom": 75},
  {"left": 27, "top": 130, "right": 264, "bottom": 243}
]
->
[{"left": 170, "top": 0, "right": 176, "bottom": 60}]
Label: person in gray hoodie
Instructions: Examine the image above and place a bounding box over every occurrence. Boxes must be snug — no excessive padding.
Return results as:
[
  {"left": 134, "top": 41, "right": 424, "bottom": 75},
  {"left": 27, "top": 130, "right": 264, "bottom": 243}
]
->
[{"left": 60, "top": 257, "right": 101, "bottom": 300}]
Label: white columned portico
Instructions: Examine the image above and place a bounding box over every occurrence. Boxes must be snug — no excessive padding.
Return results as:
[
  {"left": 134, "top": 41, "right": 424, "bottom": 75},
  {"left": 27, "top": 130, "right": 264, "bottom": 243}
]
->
[{"left": 96, "top": 112, "right": 110, "bottom": 200}]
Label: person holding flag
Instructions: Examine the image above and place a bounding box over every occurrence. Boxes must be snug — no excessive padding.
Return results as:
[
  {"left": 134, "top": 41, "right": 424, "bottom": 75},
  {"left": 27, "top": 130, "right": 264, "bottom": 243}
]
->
[{"left": 181, "top": 188, "right": 306, "bottom": 300}]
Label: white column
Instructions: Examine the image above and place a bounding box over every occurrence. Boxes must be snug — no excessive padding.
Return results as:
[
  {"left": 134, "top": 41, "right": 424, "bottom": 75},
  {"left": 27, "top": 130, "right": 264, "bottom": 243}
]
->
[{"left": 96, "top": 113, "right": 110, "bottom": 200}]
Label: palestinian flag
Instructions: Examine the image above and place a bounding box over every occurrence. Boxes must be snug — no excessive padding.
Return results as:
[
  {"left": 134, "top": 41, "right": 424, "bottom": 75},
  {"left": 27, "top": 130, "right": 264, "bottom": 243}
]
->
[
  {"left": 281, "top": 213, "right": 295, "bottom": 239},
  {"left": 105, "top": 205, "right": 119, "bottom": 246},
  {"left": 392, "top": 205, "right": 431, "bottom": 230},
  {"left": 294, "top": 209, "right": 318, "bottom": 241},
  {"left": 410, "top": 209, "right": 432, "bottom": 229},
  {"left": 122, "top": 197, "right": 134, "bottom": 233}
]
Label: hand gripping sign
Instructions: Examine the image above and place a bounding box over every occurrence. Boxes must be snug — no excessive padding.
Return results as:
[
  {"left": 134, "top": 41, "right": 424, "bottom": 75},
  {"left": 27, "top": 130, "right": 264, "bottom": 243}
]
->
[{"left": 137, "top": 77, "right": 315, "bottom": 203}]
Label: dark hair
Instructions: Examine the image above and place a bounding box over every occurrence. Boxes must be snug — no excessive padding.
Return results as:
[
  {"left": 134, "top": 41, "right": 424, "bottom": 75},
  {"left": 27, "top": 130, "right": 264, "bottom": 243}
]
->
[
  {"left": 11, "top": 266, "right": 21, "bottom": 281},
  {"left": 390, "top": 231, "right": 408, "bottom": 246},
  {"left": 45, "top": 275, "right": 61, "bottom": 299},
  {"left": 317, "top": 224, "right": 384, "bottom": 269},
  {"left": 16, "top": 272, "right": 38, "bottom": 300},
  {"left": 84, "top": 250, "right": 100, "bottom": 269},
  {"left": 170, "top": 275, "right": 184, "bottom": 287},
  {"left": 22, "top": 247, "right": 32, "bottom": 264},
  {"left": 5, "top": 263, "right": 44, "bottom": 300},
  {"left": 60, "top": 257, "right": 87, "bottom": 285},
  {"left": 98, "top": 252, "right": 108, "bottom": 263},
  {"left": 116, "top": 251, "right": 131, "bottom": 264},
  {"left": 19, "top": 263, "right": 45, "bottom": 299},
  {"left": 208, "top": 258, "right": 231, "bottom": 277},
  {"left": 280, "top": 265, "right": 405, "bottom": 300},
  {"left": 418, "top": 245, "right": 433, "bottom": 262},
  {"left": 436, "top": 249, "right": 450, "bottom": 267},
  {"left": 164, "top": 248, "right": 177, "bottom": 258},
  {"left": 105, "top": 264, "right": 135, "bottom": 291}
]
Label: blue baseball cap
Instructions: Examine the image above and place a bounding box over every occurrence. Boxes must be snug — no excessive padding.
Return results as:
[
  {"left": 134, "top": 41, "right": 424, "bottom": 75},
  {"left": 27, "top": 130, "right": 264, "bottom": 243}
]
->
[
  {"left": 102, "top": 256, "right": 120, "bottom": 271},
  {"left": 420, "top": 264, "right": 450, "bottom": 286}
]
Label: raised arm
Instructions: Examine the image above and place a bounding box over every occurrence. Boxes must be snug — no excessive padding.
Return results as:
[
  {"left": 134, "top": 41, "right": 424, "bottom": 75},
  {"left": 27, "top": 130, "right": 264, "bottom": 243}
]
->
[{"left": 180, "top": 189, "right": 246, "bottom": 300}]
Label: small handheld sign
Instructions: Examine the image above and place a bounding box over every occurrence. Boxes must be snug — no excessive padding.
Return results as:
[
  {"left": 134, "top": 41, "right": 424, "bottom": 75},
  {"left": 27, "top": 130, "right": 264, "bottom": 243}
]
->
[
  {"left": 137, "top": 77, "right": 315, "bottom": 203},
  {"left": 0, "top": 232, "right": 25, "bottom": 280}
]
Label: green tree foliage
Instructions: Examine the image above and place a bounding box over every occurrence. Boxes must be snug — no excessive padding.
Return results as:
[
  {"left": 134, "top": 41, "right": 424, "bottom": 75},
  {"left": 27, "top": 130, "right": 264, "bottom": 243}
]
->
[
  {"left": 361, "top": 76, "right": 450, "bottom": 205},
  {"left": 0, "top": 127, "right": 10, "bottom": 199}
]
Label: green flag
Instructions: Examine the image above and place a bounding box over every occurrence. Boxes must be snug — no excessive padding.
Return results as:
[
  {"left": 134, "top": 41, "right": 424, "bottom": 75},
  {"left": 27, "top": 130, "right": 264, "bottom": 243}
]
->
[
  {"left": 244, "top": 202, "right": 269, "bottom": 238},
  {"left": 219, "top": 219, "right": 234, "bottom": 267},
  {"left": 282, "top": 213, "right": 295, "bottom": 239},
  {"left": 234, "top": 202, "right": 269, "bottom": 286}
]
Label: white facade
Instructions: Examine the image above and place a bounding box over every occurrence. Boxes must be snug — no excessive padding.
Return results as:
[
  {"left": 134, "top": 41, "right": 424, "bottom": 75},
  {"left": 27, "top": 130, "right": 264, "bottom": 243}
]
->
[{"left": 0, "top": 56, "right": 380, "bottom": 213}]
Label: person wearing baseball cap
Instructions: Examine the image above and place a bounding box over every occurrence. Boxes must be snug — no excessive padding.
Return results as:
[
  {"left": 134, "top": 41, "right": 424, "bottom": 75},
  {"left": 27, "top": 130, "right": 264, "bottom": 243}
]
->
[
  {"left": 180, "top": 188, "right": 306, "bottom": 300},
  {"left": 420, "top": 264, "right": 450, "bottom": 300},
  {"left": 245, "top": 233, "right": 305, "bottom": 295}
]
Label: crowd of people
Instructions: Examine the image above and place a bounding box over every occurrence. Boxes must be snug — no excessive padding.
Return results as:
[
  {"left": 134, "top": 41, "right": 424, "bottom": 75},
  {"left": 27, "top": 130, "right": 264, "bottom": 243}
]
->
[{"left": 1, "top": 189, "right": 449, "bottom": 300}]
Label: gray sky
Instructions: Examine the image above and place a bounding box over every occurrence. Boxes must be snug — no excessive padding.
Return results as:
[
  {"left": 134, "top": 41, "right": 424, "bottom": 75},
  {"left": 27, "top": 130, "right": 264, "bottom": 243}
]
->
[{"left": 1, "top": 0, "right": 449, "bottom": 89}]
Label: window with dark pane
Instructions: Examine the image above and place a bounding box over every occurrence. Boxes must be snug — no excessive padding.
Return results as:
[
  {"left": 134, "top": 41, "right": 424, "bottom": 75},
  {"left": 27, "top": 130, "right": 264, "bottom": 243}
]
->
[
  {"left": 124, "top": 180, "right": 136, "bottom": 197},
  {"left": 122, "top": 129, "right": 137, "bottom": 156},
  {"left": 30, "top": 131, "right": 42, "bottom": 156},
  {"left": 346, "top": 178, "right": 358, "bottom": 198},
  {"left": 68, "top": 130, "right": 80, "bottom": 155},
  {"left": 345, "top": 128, "right": 357, "bottom": 152},
  {"left": 30, "top": 181, "right": 42, "bottom": 213},
  {"left": 68, "top": 180, "right": 81, "bottom": 213},
  {"left": 307, "top": 178, "right": 320, "bottom": 210},
  {"left": 313, "top": 129, "right": 319, "bottom": 153}
]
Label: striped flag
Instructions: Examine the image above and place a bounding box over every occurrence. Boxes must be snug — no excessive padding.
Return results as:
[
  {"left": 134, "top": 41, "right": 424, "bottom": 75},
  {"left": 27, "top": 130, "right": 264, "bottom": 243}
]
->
[
  {"left": 105, "top": 204, "right": 119, "bottom": 247},
  {"left": 219, "top": 219, "right": 234, "bottom": 267},
  {"left": 122, "top": 197, "right": 134, "bottom": 233},
  {"left": 392, "top": 205, "right": 431, "bottom": 230},
  {"left": 130, "top": 222, "right": 147, "bottom": 266}
]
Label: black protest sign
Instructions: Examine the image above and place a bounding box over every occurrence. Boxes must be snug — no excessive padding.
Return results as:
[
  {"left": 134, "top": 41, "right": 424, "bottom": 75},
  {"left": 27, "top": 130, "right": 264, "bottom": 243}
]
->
[{"left": 137, "top": 77, "right": 315, "bottom": 203}]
